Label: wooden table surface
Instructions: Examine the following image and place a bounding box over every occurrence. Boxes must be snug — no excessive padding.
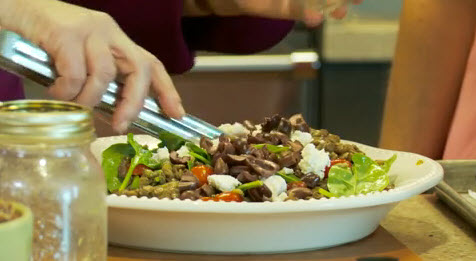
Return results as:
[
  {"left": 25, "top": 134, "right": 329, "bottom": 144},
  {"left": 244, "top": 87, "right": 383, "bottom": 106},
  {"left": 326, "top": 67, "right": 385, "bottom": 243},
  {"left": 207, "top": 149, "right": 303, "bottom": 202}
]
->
[{"left": 107, "top": 194, "right": 476, "bottom": 261}]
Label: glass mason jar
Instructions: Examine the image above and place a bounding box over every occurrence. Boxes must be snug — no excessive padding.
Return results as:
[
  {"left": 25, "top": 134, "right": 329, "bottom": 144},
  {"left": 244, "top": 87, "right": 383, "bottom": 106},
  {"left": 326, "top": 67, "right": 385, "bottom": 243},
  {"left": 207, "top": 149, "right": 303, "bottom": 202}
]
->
[{"left": 0, "top": 100, "right": 107, "bottom": 260}]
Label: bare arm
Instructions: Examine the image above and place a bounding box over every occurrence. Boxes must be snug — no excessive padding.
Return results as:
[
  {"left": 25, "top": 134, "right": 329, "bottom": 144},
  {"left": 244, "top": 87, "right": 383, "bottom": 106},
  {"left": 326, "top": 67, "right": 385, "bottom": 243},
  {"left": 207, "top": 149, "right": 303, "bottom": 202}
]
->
[{"left": 379, "top": 0, "right": 476, "bottom": 159}]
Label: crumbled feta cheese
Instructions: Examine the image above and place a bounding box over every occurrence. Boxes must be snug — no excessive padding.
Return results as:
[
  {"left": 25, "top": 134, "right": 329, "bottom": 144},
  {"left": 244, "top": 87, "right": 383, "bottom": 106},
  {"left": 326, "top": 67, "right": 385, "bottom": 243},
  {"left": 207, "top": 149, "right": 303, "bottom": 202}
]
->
[
  {"left": 281, "top": 167, "right": 294, "bottom": 175},
  {"left": 263, "top": 175, "right": 287, "bottom": 202},
  {"left": 211, "top": 138, "right": 219, "bottom": 149},
  {"left": 298, "top": 144, "right": 331, "bottom": 179},
  {"left": 290, "top": 130, "right": 313, "bottom": 146},
  {"left": 176, "top": 145, "right": 190, "bottom": 158},
  {"left": 207, "top": 175, "right": 241, "bottom": 192},
  {"left": 152, "top": 147, "right": 170, "bottom": 162},
  {"left": 218, "top": 123, "right": 250, "bottom": 136},
  {"left": 274, "top": 192, "right": 288, "bottom": 202}
]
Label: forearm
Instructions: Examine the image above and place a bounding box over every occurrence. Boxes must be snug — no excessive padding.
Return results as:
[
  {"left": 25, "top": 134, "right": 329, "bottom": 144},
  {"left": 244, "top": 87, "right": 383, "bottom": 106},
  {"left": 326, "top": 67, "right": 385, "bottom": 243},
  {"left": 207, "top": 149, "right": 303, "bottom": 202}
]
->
[{"left": 379, "top": 0, "right": 476, "bottom": 158}]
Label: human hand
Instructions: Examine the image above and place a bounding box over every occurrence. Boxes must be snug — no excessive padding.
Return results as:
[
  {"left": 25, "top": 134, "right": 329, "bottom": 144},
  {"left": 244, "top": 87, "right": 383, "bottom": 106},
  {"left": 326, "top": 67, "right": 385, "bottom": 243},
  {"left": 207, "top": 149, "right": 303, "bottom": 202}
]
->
[
  {"left": 184, "top": 0, "right": 364, "bottom": 27},
  {"left": 1, "top": 0, "right": 184, "bottom": 133}
]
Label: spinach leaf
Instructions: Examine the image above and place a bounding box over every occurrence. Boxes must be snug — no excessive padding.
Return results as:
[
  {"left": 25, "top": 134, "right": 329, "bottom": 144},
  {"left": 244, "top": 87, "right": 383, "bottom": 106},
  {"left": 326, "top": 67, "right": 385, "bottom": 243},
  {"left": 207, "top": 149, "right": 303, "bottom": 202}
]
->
[
  {"left": 252, "top": 144, "right": 290, "bottom": 153},
  {"left": 186, "top": 142, "right": 212, "bottom": 165},
  {"left": 118, "top": 133, "right": 161, "bottom": 191},
  {"left": 101, "top": 143, "right": 135, "bottom": 193},
  {"left": 158, "top": 132, "right": 186, "bottom": 151},
  {"left": 327, "top": 153, "right": 396, "bottom": 197},
  {"left": 130, "top": 176, "right": 141, "bottom": 190}
]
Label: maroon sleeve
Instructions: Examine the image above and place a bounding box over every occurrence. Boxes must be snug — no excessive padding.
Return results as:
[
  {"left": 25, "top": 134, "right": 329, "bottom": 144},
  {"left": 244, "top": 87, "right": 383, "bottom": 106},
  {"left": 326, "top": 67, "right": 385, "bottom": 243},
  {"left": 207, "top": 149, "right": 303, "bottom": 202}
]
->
[
  {"left": 68, "top": 0, "right": 293, "bottom": 73},
  {"left": 0, "top": 70, "right": 24, "bottom": 101},
  {"left": 182, "top": 16, "right": 294, "bottom": 54},
  {"left": 0, "top": 1, "right": 295, "bottom": 100}
]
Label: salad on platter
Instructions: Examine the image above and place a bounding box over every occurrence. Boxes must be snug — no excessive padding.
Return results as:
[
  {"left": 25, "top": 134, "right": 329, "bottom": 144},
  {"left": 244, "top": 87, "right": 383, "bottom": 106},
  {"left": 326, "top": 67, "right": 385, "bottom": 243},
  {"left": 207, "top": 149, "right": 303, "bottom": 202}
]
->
[{"left": 101, "top": 114, "right": 396, "bottom": 202}]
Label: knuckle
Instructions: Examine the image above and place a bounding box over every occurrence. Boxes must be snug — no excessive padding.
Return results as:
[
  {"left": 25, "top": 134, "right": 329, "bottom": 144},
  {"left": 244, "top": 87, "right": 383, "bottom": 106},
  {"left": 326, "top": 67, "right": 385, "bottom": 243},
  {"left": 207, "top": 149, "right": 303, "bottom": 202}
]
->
[{"left": 97, "top": 63, "right": 117, "bottom": 82}]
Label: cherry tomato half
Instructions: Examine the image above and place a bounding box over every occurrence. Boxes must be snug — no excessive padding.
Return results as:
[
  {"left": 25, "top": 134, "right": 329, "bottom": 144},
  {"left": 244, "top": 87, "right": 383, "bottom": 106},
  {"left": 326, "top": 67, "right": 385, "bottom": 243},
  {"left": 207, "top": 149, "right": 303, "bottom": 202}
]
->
[
  {"left": 324, "top": 159, "right": 352, "bottom": 178},
  {"left": 287, "top": 181, "right": 307, "bottom": 190},
  {"left": 130, "top": 164, "right": 149, "bottom": 176},
  {"left": 191, "top": 165, "right": 214, "bottom": 186},
  {"left": 201, "top": 192, "right": 243, "bottom": 202}
]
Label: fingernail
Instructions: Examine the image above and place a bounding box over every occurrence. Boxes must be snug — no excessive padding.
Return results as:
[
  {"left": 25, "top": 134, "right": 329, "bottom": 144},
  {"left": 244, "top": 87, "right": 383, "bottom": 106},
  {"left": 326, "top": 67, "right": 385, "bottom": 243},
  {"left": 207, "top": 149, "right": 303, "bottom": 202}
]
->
[
  {"left": 178, "top": 104, "right": 186, "bottom": 117},
  {"left": 116, "top": 121, "right": 130, "bottom": 134}
]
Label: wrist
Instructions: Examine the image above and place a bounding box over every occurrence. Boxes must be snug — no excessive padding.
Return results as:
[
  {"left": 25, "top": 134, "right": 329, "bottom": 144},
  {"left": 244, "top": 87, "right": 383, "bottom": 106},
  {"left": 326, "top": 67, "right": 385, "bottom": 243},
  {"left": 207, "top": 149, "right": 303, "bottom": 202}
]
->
[{"left": 183, "top": 0, "right": 244, "bottom": 17}]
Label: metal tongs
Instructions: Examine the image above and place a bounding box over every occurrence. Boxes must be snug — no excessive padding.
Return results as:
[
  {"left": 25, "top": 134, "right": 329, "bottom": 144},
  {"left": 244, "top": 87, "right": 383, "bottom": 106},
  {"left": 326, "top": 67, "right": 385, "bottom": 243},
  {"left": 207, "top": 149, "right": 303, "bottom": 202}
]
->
[{"left": 0, "top": 30, "right": 223, "bottom": 141}]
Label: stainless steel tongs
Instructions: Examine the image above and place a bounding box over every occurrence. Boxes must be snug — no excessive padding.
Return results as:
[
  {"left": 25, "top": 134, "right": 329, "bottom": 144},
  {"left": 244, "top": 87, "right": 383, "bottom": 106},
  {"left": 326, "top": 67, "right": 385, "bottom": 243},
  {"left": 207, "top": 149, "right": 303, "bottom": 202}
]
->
[{"left": 0, "top": 30, "right": 223, "bottom": 141}]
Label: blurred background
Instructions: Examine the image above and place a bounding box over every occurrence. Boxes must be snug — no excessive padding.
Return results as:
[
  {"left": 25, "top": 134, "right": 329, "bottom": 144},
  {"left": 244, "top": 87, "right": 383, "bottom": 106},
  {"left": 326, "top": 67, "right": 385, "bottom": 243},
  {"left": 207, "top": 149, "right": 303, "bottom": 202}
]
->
[{"left": 24, "top": 0, "right": 402, "bottom": 146}]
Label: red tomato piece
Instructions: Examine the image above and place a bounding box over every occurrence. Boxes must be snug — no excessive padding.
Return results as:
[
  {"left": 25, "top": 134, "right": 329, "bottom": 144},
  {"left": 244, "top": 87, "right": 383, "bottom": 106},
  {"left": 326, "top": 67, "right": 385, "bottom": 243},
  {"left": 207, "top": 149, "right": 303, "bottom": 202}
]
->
[
  {"left": 191, "top": 165, "right": 214, "bottom": 186},
  {"left": 287, "top": 181, "right": 307, "bottom": 190},
  {"left": 132, "top": 164, "right": 149, "bottom": 176},
  {"left": 324, "top": 159, "right": 352, "bottom": 178},
  {"left": 200, "top": 192, "right": 243, "bottom": 202},
  {"left": 214, "top": 192, "right": 244, "bottom": 202}
]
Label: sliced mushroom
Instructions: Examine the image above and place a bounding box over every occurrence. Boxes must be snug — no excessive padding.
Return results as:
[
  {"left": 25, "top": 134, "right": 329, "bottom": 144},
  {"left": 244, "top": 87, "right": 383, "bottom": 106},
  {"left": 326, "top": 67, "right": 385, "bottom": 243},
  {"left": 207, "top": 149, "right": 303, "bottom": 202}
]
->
[
  {"left": 212, "top": 152, "right": 225, "bottom": 165},
  {"left": 196, "top": 184, "right": 215, "bottom": 197},
  {"left": 214, "top": 158, "right": 229, "bottom": 174},
  {"left": 247, "top": 133, "right": 267, "bottom": 144},
  {"left": 246, "top": 147, "right": 265, "bottom": 159},
  {"left": 179, "top": 172, "right": 199, "bottom": 193},
  {"left": 223, "top": 154, "right": 248, "bottom": 166},
  {"left": 287, "top": 187, "right": 312, "bottom": 200},
  {"left": 236, "top": 171, "right": 258, "bottom": 183},
  {"left": 246, "top": 157, "right": 280, "bottom": 178},
  {"left": 289, "top": 114, "right": 310, "bottom": 132},
  {"left": 277, "top": 151, "right": 301, "bottom": 168},
  {"left": 179, "top": 190, "right": 200, "bottom": 200},
  {"left": 232, "top": 138, "right": 248, "bottom": 155},
  {"left": 229, "top": 165, "right": 251, "bottom": 177},
  {"left": 261, "top": 114, "right": 282, "bottom": 133},
  {"left": 270, "top": 131, "right": 290, "bottom": 145},
  {"left": 287, "top": 141, "right": 304, "bottom": 152},
  {"left": 170, "top": 151, "right": 190, "bottom": 165},
  {"left": 248, "top": 185, "right": 272, "bottom": 202},
  {"left": 301, "top": 173, "right": 320, "bottom": 189},
  {"left": 277, "top": 118, "right": 292, "bottom": 135},
  {"left": 200, "top": 137, "right": 216, "bottom": 155}
]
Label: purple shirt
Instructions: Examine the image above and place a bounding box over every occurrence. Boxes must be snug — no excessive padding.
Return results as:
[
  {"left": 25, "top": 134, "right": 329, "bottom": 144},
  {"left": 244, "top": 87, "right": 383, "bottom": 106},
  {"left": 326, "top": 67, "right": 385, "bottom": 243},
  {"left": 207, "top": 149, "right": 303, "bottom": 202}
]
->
[{"left": 0, "top": 0, "right": 294, "bottom": 101}]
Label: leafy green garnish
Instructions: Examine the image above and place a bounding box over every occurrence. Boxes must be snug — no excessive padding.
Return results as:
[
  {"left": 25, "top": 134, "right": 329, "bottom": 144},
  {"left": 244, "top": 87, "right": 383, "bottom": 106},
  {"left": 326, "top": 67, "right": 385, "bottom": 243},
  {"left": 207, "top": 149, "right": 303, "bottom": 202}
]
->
[
  {"left": 186, "top": 142, "right": 212, "bottom": 165},
  {"left": 102, "top": 143, "right": 135, "bottom": 192},
  {"left": 327, "top": 153, "right": 396, "bottom": 197},
  {"left": 158, "top": 132, "right": 186, "bottom": 151},
  {"left": 130, "top": 176, "right": 141, "bottom": 190},
  {"left": 187, "top": 157, "right": 195, "bottom": 170},
  {"left": 237, "top": 180, "right": 264, "bottom": 191},
  {"left": 118, "top": 133, "right": 161, "bottom": 191},
  {"left": 276, "top": 170, "right": 301, "bottom": 183},
  {"left": 318, "top": 188, "right": 336, "bottom": 198},
  {"left": 252, "top": 144, "right": 290, "bottom": 153}
]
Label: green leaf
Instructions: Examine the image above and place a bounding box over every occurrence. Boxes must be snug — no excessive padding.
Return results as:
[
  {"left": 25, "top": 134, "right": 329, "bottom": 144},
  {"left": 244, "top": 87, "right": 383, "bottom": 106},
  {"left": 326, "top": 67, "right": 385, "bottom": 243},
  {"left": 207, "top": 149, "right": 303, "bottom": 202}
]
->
[
  {"left": 119, "top": 133, "right": 161, "bottom": 191},
  {"left": 252, "top": 144, "right": 290, "bottom": 154},
  {"left": 158, "top": 132, "right": 186, "bottom": 151},
  {"left": 130, "top": 176, "right": 141, "bottom": 190},
  {"left": 276, "top": 171, "right": 301, "bottom": 183},
  {"left": 101, "top": 143, "right": 135, "bottom": 193},
  {"left": 318, "top": 188, "right": 336, "bottom": 198},
  {"left": 237, "top": 180, "right": 264, "bottom": 191},
  {"left": 327, "top": 153, "right": 396, "bottom": 197},
  {"left": 187, "top": 157, "right": 195, "bottom": 170},
  {"left": 186, "top": 142, "right": 212, "bottom": 165}
]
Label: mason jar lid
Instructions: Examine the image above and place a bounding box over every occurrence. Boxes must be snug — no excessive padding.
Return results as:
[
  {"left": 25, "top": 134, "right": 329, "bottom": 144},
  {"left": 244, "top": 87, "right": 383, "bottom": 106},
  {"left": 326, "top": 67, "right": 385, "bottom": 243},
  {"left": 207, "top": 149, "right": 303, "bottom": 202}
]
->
[{"left": 0, "top": 100, "right": 95, "bottom": 144}]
